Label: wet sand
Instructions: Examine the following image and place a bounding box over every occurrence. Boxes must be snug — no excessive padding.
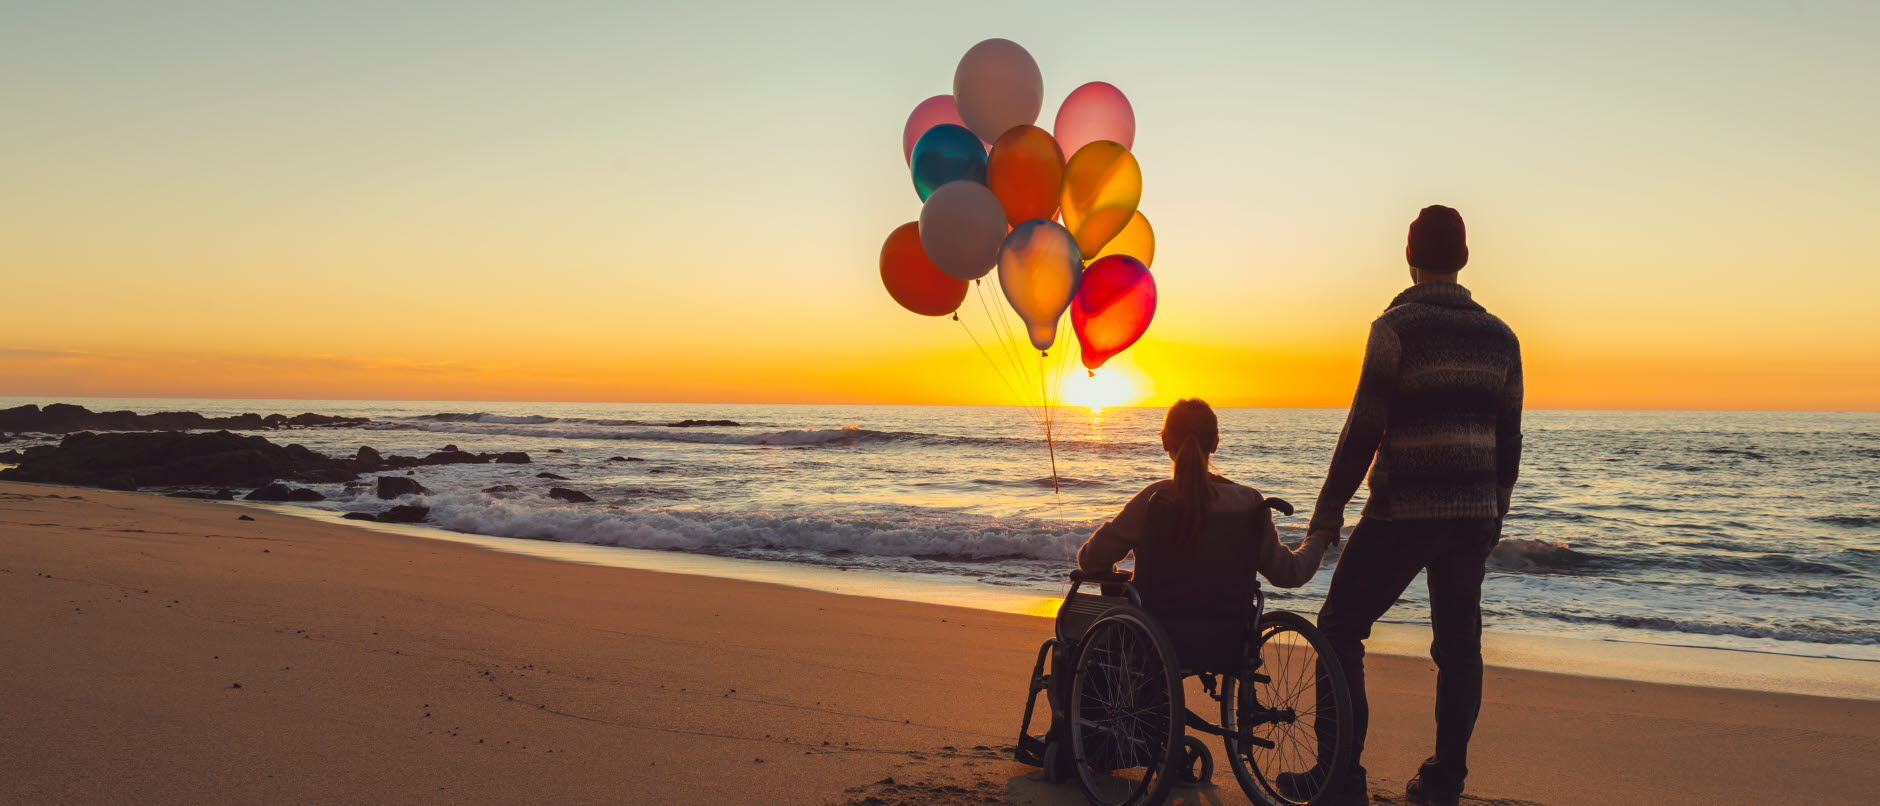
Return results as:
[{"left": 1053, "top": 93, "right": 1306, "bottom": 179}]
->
[{"left": 2, "top": 481, "right": 1875, "bottom": 805}]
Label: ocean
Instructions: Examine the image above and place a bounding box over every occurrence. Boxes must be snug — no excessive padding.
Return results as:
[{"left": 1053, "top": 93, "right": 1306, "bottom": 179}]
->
[{"left": 4, "top": 397, "right": 1877, "bottom": 663}]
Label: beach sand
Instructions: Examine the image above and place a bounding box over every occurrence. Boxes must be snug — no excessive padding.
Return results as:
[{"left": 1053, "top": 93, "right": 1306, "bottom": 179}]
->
[{"left": 2, "top": 481, "right": 1875, "bottom": 805}]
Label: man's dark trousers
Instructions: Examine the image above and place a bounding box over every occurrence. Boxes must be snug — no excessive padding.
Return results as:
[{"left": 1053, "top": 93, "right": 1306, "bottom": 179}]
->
[{"left": 1315, "top": 516, "right": 1499, "bottom": 794}]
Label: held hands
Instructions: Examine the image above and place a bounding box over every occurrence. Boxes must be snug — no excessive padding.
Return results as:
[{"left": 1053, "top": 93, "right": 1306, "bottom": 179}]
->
[{"left": 1308, "top": 527, "right": 1341, "bottom": 548}]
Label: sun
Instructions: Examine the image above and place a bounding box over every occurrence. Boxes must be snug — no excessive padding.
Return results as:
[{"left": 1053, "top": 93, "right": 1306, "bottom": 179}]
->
[{"left": 1062, "top": 362, "right": 1150, "bottom": 410}]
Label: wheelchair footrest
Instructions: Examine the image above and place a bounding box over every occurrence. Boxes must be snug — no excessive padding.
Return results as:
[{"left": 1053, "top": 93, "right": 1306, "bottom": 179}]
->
[{"left": 1014, "top": 734, "right": 1046, "bottom": 767}]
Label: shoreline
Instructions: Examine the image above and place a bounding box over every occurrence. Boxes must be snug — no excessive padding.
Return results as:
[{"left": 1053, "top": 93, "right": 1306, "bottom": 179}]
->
[
  {"left": 245, "top": 496, "right": 1880, "bottom": 702},
  {"left": 5, "top": 480, "right": 1878, "bottom": 805},
  {"left": 0, "top": 468, "right": 1869, "bottom": 701}
]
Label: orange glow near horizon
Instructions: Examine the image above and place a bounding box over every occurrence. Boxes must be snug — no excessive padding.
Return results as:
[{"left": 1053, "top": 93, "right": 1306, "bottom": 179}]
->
[{"left": 2, "top": 4, "right": 1877, "bottom": 412}]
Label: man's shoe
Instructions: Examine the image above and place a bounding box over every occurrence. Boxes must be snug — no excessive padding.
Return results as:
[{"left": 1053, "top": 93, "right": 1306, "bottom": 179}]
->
[
  {"left": 1405, "top": 773, "right": 1461, "bottom": 806},
  {"left": 1275, "top": 767, "right": 1366, "bottom": 805}
]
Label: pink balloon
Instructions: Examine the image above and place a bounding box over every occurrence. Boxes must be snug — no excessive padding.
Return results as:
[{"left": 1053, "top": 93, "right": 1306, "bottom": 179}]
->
[
  {"left": 902, "top": 95, "right": 968, "bottom": 165},
  {"left": 1053, "top": 82, "right": 1135, "bottom": 158}
]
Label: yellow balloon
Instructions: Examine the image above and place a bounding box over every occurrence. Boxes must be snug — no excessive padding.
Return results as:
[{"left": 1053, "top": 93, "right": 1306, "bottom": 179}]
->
[
  {"left": 1059, "top": 141, "right": 1141, "bottom": 260},
  {"left": 1090, "top": 210, "right": 1155, "bottom": 268}
]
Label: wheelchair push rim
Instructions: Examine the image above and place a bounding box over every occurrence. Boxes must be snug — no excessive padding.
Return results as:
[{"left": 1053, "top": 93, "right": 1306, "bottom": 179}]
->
[
  {"left": 1067, "top": 609, "right": 1185, "bottom": 806},
  {"left": 1220, "top": 610, "right": 1354, "bottom": 806}
]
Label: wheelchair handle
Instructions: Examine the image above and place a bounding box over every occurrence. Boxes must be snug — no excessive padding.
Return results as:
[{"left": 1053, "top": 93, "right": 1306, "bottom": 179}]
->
[{"left": 1067, "top": 568, "right": 1134, "bottom": 584}]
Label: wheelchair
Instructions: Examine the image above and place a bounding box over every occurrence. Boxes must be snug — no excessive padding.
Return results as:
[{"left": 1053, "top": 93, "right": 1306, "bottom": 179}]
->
[{"left": 1014, "top": 564, "right": 1355, "bottom": 806}]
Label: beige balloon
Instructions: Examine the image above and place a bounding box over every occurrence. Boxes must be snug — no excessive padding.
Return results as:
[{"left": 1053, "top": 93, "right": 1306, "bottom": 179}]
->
[
  {"left": 919, "top": 181, "right": 1009, "bottom": 281},
  {"left": 952, "top": 39, "right": 1044, "bottom": 143}
]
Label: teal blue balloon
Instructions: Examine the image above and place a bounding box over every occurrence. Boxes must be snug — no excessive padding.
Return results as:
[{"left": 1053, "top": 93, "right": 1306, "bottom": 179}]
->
[{"left": 910, "top": 124, "right": 987, "bottom": 201}]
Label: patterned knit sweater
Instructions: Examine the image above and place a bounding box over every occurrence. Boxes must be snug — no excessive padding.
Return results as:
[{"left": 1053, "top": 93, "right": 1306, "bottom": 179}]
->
[{"left": 1309, "top": 282, "right": 1524, "bottom": 533}]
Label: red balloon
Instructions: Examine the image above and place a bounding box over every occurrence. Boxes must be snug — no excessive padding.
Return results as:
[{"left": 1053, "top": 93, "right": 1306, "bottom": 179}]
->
[
  {"left": 881, "top": 222, "right": 968, "bottom": 316},
  {"left": 1071, "top": 255, "right": 1156, "bottom": 370},
  {"left": 986, "top": 124, "right": 1064, "bottom": 226}
]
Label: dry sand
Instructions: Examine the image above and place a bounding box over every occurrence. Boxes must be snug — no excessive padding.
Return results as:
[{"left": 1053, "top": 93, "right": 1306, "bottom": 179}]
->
[{"left": 2, "top": 481, "right": 1875, "bottom": 805}]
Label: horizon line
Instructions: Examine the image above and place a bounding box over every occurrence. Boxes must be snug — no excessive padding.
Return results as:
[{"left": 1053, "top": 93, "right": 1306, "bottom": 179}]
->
[{"left": 1, "top": 394, "right": 1873, "bottom": 415}]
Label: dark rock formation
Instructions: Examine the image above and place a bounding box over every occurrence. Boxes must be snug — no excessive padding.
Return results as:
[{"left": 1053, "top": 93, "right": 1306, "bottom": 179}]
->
[
  {"left": 480, "top": 484, "right": 520, "bottom": 494},
  {"left": 0, "top": 430, "right": 357, "bottom": 491},
  {"left": 237, "top": 515, "right": 255, "bottom": 521},
  {"left": 344, "top": 505, "right": 429, "bottom": 524},
  {"left": 441, "top": 444, "right": 459, "bottom": 452},
  {"left": 244, "top": 483, "right": 326, "bottom": 502},
  {"left": 376, "top": 476, "right": 429, "bottom": 499},
  {"left": 548, "top": 487, "right": 594, "bottom": 503},
  {"left": 165, "top": 489, "right": 237, "bottom": 501},
  {"left": 0, "top": 449, "right": 24, "bottom": 463},
  {"left": 379, "top": 505, "right": 430, "bottom": 523},
  {"left": 536, "top": 472, "right": 569, "bottom": 480},
  {"left": 545, "top": 448, "right": 564, "bottom": 453},
  {"left": 491, "top": 451, "right": 531, "bottom": 464},
  {"left": 356, "top": 446, "right": 382, "bottom": 466},
  {"left": 667, "top": 419, "right": 740, "bottom": 428},
  {"left": 0, "top": 403, "right": 368, "bottom": 434},
  {"left": 420, "top": 449, "right": 483, "bottom": 466}
]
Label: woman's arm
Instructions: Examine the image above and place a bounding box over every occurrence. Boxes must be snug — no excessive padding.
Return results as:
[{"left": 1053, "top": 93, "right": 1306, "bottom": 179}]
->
[
  {"left": 1256, "top": 510, "right": 1330, "bottom": 588},
  {"left": 1077, "top": 484, "right": 1159, "bottom": 572}
]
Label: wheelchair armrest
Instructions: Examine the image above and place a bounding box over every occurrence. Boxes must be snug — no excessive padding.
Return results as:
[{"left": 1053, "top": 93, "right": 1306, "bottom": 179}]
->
[{"left": 1068, "top": 568, "right": 1134, "bottom": 584}]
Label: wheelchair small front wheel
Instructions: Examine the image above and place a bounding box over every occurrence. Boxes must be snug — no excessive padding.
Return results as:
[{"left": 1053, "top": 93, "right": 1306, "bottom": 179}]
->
[
  {"left": 1177, "top": 736, "right": 1213, "bottom": 786},
  {"left": 1220, "top": 611, "right": 1354, "bottom": 806}
]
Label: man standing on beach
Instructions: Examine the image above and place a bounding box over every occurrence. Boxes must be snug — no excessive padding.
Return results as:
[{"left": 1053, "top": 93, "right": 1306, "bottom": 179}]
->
[{"left": 1306, "top": 205, "right": 1523, "bottom": 806}]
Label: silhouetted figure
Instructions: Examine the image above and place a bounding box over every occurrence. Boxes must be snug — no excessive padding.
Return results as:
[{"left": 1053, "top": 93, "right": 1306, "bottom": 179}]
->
[
  {"left": 1307, "top": 206, "right": 1524, "bottom": 806},
  {"left": 1079, "top": 399, "right": 1331, "bottom": 669}
]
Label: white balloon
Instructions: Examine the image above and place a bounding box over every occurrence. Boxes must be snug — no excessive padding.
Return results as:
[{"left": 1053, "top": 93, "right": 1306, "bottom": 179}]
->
[
  {"left": 953, "top": 39, "right": 1043, "bottom": 143},
  {"left": 919, "top": 181, "right": 1009, "bottom": 281}
]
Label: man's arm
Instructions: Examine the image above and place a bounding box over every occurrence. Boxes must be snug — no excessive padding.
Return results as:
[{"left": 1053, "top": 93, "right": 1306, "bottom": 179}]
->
[
  {"left": 1309, "top": 319, "right": 1401, "bottom": 541},
  {"left": 1496, "top": 336, "right": 1524, "bottom": 518}
]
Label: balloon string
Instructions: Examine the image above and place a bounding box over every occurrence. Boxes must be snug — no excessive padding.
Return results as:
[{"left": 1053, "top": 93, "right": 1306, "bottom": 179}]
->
[
  {"left": 1039, "top": 349, "right": 1060, "bottom": 495},
  {"left": 975, "top": 280, "right": 1045, "bottom": 425},
  {"left": 978, "top": 279, "right": 1035, "bottom": 412},
  {"left": 957, "top": 311, "right": 1042, "bottom": 430}
]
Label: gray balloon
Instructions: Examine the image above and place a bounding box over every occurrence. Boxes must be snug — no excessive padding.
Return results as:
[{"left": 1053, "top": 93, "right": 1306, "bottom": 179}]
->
[
  {"left": 919, "top": 181, "right": 1008, "bottom": 281},
  {"left": 953, "top": 38, "right": 1043, "bottom": 143}
]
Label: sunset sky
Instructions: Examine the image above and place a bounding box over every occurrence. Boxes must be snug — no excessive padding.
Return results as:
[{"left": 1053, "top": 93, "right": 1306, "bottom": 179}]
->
[{"left": 3, "top": 1, "right": 1876, "bottom": 410}]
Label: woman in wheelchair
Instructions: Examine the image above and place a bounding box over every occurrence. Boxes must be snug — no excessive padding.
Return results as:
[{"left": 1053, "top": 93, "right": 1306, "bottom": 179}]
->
[
  {"left": 1078, "top": 398, "right": 1332, "bottom": 671},
  {"left": 1017, "top": 399, "right": 1353, "bottom": 806}
]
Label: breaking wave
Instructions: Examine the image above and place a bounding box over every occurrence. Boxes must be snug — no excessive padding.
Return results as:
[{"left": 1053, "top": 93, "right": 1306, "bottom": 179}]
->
[
  {"left": 410, "top": 492, "right": 1092, "bottom": 563},
  {"left": 1525, "top": 610, "right": 1879, "bottom": 647},
  {"left": 363, "top": 419, "right": 1043, "bottom": 449}
]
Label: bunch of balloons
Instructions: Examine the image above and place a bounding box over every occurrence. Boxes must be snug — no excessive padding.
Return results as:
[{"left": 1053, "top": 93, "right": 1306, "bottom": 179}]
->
[
  {"left": 877, "top": 39, "right": 1159, "bottom": 491},
  {"left": 880, "top": 38, "right": 1157, "bottom": 375}
]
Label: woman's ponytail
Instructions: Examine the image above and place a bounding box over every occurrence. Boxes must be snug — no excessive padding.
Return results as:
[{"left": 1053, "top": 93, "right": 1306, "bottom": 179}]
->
[{"left": 1162, "top": 398, "right": 1219, "bottom": 545}]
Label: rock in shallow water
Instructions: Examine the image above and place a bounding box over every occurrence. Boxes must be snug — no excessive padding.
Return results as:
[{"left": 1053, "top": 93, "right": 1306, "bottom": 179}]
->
[
  {"left": 376, "top": 476, "right": 429, "bottom": 499},
  {"left": 379, "top": 505, "right": 430, "bottom": 523},
  {"left": 548, "top": 487, "right": 594, "bottom": 503},
  {"left": 166, "top": 489, "right": 237, "bottom": 501},
  {"left": 0, "top": 430, "right": 357, "bottom": 490},
  {"left": 244, "top": 483, "right": 326, "bottom": 502}
]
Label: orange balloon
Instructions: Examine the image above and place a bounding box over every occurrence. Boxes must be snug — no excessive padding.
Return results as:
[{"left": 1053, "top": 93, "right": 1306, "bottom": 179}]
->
[
  {"left": 1060, "top": 140, "right": 1142, "bottom": 260},
  {"left": 880, "top": 222, "right": 968, "bottom": 316},
  {"left": 986, "top": 124, "right": 1064, "bottom": 227},
  {"left": 1090, "top": 210, "right": 1155, "bottom": 268}
]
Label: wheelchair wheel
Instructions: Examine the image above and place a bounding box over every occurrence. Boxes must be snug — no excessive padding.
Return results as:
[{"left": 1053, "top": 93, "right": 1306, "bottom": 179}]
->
[
  {"left": 1177, "top": 736, "right": 1213, "bottom": 786},
  {"left": 1219, "top": 611, "right": 1354, "bottom": 806},
  {"left": 1068, "top": 608, "right": 1184, "bottom": 806}
]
